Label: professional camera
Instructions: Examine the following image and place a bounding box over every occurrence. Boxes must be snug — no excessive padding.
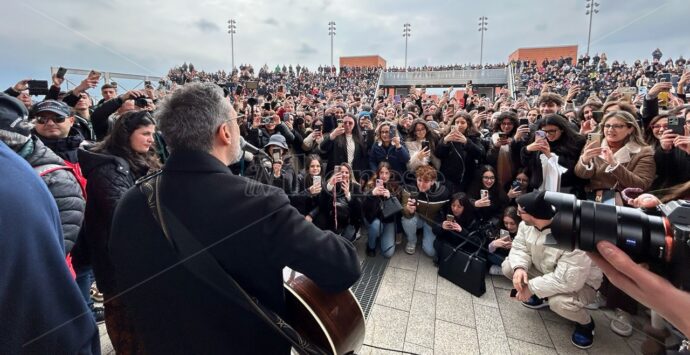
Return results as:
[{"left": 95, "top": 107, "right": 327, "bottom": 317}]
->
[{"left": 543, "top": 192, "right": 690, "bottom": 287}]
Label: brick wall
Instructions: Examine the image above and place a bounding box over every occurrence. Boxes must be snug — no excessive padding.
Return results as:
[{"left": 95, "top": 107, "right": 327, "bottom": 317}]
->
[
  {"left": 340, "top": 55, "right": 387, "bottom": 68},
  {"left": 508, "top": 46, "right": 578, "bottom": 68}
]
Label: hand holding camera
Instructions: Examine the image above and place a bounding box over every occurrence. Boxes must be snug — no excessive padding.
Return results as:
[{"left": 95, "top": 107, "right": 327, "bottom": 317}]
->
[
  {"left": 660, "top": 129, "right": 679, "bottom": 151},
  {"left": 405, "top": 197, "right": 417, "bottom": 214},
  {"left": 391, "top": 135, "right": 401, "bottom": 148},
  {"left": 514, "top": 126, "right": 531, "bottom": 141},
  {"left": 599, "top": 146, "right": 617, "bottom": 166},
  {"left": 674, "top": 135, "right": 690, "bottom": 154},
  {"left": 329, "top": 126, "right": 345, "bottom": 140},
  {"left": 580, "top": 140, "right": 603, "bottom": 165},
  {"left": 647, "top": 82, "right": 673, "bottom": 98}
]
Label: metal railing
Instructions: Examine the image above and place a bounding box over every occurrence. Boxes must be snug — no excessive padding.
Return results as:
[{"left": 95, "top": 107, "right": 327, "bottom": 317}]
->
[
  {"left": 380, "top": 68, "right": 508, "bottom": 86},
  {"left": 50, "top": 67, "right": 165, "bottom": 91}
]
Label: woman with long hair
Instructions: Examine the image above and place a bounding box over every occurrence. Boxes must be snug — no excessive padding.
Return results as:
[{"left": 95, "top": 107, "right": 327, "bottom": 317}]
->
[
  {"left": 468, "top": 165, "right": 508, "bottom": 228},
  {"left": 78, "top": 110, "right": 161, "bottom": 354},
  {"left": 521, "top": 114, "right": 587, "bottom": 196},
  {"left": 368, "top": 121, "right": 410, "bottom": 178},
  {"left": 487, "top": 111, "right": 528, "bottom": 188},
  {"left": 317, "top": 162, "right": 363, "bottom": 241},
  {"left": 362, "top": 162, "right": 401, "bottom": 258},
  {"left": 486, "top": 207, "right": 522, "bottom": 275},
  {"left": 405, "top": 119, "right": 441, "bottom": 174},
  {"left": 296, "top": 155, "right": 323, "bottom": 223},
  {"left": 436, "top": 112, "right": 486, "bottom": 193},
  {"left": 431, "top": 192, "right": 478, "bottom": 255}
]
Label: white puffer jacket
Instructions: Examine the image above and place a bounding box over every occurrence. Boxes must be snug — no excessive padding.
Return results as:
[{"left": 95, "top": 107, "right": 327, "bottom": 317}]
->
[{"left": 508, "top": 221, "right": 603, "bottom": 298}]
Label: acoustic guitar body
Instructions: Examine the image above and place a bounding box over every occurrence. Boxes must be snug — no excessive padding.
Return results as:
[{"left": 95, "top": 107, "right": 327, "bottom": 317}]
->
[{"left": 284, "top": 274, "right": 365, "bottom": 355}]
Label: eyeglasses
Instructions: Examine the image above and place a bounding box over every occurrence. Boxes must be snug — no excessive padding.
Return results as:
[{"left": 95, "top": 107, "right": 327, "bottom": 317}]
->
[
  {"left": 651, "top": 124, "right": 668, "bottom": 130},
  {"left": 542, "top": 129, "right": 560, "bottom": 135},
  {"left": 342, "top": 121, "right": 354, "bottom": 126},
  {"left": 482, "top": 176, "right": 496, "bottom": 180},
  {"left": 603, "top": 123, "right": 628, "bottom": 130},
  {"left": 35, "top": 115, "right": 67, "bottom": 124},
  {"left": 380, "top": 130, "right": 391, "bottom": 135}
]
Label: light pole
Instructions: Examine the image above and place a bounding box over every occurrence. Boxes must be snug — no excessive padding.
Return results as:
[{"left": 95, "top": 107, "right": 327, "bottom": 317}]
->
[
  {"left": 328, "top": 21, "right": 336, "bottom": 68},
  {"left": 585, "top": 0, "right": 600, "bottom": 57},
  {"left": 403, "top": 23, "right": 411, "bottom": 71},
  {"left": 227, "top": 19, "right": 236, "bottom": 70},
  {"left": 478, "top": 16, "right": 488, "bottom": 68}
]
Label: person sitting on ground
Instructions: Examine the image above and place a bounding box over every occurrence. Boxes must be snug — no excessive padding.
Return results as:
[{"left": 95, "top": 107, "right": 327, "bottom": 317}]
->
[
  {"left": 501, "top": 191, "right": 603, "bottom": 350},
  {"left": 487, "top": 206, "right": 521, "bottom": 276}
]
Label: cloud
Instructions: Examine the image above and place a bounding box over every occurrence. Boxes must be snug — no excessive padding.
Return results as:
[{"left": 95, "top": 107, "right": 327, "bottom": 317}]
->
[
  {"left": 193, "top": 19, "right": 220, "bottom": 33},
  {"left": 535, "top": 23, "right": 548, "bottom": 32},
  {"left": 263, "top": 18, "right": 278, "bottom": 26},
  {"left": 66, "top": 17, "right": 86, "bottom": 31},
  {"left": 297, "top": 43, "right": 318, "bottom": 56}
]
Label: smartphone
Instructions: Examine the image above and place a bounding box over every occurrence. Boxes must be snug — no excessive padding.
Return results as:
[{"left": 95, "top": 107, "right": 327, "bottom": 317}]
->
[
  {"left": 477, "top": 106, "right": 486, "bottom": 113},
  {"left": 480, "top": 189, "right": 489, "bottom": 199},
  {"left": 587, "top": 132, "right": 601, "bottom": 147},
  {"left": 658, "top": 91, "right": 670, "bottom": 107},
  {"left": 658, "top": 73, "right": 672, "bottom": 82},
  {"left": 500, "top": 229, "right": 510, "bottom": 239},
  {"left": 511, "top": 180, "right": 522, "bottom": 191},
  {"left": 376, "top": 179, "right": 383, "bottom": 189},
  {"left": 535, "top": 130, "right": 546, "bottom": 140},
  {"left": 510, "top": 289, "right": 518, "bottom": 298},
  {"left": 271, "top": 149, "right": 281, "bottom": 163},
  {"left": 134, "top": 97, "right": 149, "bottom": 108},
  {"left": 337, "top": 118, "right": 344, "bottom": 128},
  {"left": 27, "top": 80, "right": 49, "bottom": 95},
  {"left": 446, "top": 214, "right": 455, "bottom": 222},
  {"left": 519, "top": 118, "right": 529, "bottom": 127},
  {"left": 312, "top": 175, "right": 321, "bottom": 187},
  {"left": 421, "top": 140, "right": 430, "bottom": 150},
  {"left": 498, "top": 132, "right": 508, "bottom": 139},
  {"left": 592, "top": 111, "right": 604, "bottom": 122},
  {"left": 88, "top": 70, "right": 101, "bottom": 81},
  {"left": 56, "top": 67, "right": 67, "bottom": 79},
  {"left": 334, "top": 165, "right": 341, "bottom": 176},
  {"left": 668, "top": 116, "right": 686, "bottom": 135}
]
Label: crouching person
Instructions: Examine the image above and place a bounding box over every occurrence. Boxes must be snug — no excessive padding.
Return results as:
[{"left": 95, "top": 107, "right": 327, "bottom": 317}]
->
[{"left": 501, "top": 191, "right": 603, "bottom": 349}]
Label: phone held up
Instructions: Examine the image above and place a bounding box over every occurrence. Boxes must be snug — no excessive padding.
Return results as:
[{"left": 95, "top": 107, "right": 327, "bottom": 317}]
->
[
  {"left": 446, "top": 214, "right": 455, "bottom": 223},
  {"left": 420, "top": 140, "right": 430, "bottom": 151},
  {"left": 587, "top": 132, "right": 601, "bottom": 148},
  {"left": 480, "top": 189, "right": 489, "bottom": 200},
  {"left": 668, "top": 116, "right": 686, "bottom": 135},
  {"left": 535, "top": 130, "right": 546, "bottom": 140},
  {"left": 376, "top": 179, "right": 384, "bottom": 189},
  {"left": 56, "top": 67, "right": 67, "bottom": 79}
]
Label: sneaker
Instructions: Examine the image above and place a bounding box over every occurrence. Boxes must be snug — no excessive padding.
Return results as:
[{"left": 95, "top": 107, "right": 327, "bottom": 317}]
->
[
  {"left": 610, "top": 308, "right": 633, "bottom": 337},
  {"left": 584, "top": 291, "right": 603, "bottom": 310},
  {"left": 522, "top": 295, "right": 550, "bottom": 309},
  {"left": 405, "top": 242, "right": 416, "bottom": 255},
  {"left": 90, "top": 284, "right": 104, "bottom": 303},
  {"left": 489, "top": 265, "right": 503, "bottom": 276},
  {"left": 92, "top": 306, "right": 105, "bottom": 324},
  {"left": 395, "top": 233, "right": 403, "bottom": 245},
  {"left": 571, "top": 317, "right": 596, "bottom": 349},
  {"left": 366, "top": 247, "right": 376, "bottom": 257}
]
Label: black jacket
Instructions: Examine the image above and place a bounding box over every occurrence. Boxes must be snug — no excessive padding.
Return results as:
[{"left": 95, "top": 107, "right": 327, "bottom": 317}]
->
[
  {"left": 520, "top": 137, "right": 587, "bottom": 195},
  {"left": 25, "top": 138, "right": 85, "bottom": 254},
  {"left": 108, "top": 150, "right": 361, "bottom": 355},
  {"left": 653, "top": 146, "right": 690, "bottom": 189},
  {"left": 435, "top": 134, "right": 485, "bottom": 192},
  {"left": 78, "top": 148, "right": 137, "bottom": 295},
  {"left": 319, "top": 134, "right": 370, "bottom": 181}
]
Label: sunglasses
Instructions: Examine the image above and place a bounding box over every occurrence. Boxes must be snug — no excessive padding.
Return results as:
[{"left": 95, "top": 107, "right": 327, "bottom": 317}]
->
[{"left": 35, "top": 115, "right": 67, "bottom": 124}]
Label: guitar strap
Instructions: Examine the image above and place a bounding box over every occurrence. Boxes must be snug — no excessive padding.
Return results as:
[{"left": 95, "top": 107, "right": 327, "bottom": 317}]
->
[{"left": 138, "top": 173, "right": 329, "bottom": 355}]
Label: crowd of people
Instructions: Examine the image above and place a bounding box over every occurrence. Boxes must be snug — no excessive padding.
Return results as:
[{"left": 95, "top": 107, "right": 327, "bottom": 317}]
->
[
  {"left": 2, "top": 47, "right": 690, "bottom": 354},
  {"left": 385, "top": 63, "right": 508, "bottom": 72}
]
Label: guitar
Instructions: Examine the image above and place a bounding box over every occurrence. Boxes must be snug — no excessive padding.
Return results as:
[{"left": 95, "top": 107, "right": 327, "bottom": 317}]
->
[{"left": 283, "top": 269, "right": 366, "bottom": 355}]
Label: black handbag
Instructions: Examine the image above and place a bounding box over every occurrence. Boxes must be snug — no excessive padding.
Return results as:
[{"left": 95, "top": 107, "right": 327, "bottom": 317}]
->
[
  {"left": 380, "top": 196, "right": 403, "bottom": 219},
  {"left": 436, "top": 233, "right": 487, "bottom": 297}
]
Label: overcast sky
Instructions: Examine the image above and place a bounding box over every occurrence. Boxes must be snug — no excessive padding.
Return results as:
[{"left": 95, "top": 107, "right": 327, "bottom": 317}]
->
[{"left": 2, "top": 0, "right": 688, "bottom": 89}]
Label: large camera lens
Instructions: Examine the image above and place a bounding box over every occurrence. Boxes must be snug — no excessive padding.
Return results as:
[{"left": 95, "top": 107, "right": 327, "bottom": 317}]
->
[{"left": 544, "top": 192, "right": 670, "bottom": 263}]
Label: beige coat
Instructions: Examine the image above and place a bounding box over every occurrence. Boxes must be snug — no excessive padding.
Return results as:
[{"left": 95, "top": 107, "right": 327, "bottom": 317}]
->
[
  {"left": 574, "top": 140, "right": 655, "bottom": 192},
  {"left": 508, "top": 222, "right": 603, "bottom": 299}
]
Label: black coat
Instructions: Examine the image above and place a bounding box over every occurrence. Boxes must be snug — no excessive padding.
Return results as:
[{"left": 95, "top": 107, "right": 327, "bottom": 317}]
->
[
  {"left": 519, "top": 137, "right": 586, "bottom": 195},
  {"left": 78, "top": 148, "right": 137, "bottom": 295},
  {"left": 319, "top": 134, "right": 370, "bottom": 181},
  {"left": 109, "top": 150, "right": 361, "bottom": 355},
  {"left": 435, "top": 135, "right": 485, "bottom": 192}
]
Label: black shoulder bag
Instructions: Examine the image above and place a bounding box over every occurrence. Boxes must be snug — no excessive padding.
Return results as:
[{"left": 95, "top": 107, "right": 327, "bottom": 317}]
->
[
  {"left": 138, "top": 173, "right": 328, "bottom": 355},
  {"left": 436, "top": 230, "right": 488, "bottom": 297}
]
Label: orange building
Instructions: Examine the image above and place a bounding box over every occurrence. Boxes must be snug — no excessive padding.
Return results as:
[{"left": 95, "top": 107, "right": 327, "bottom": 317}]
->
[
  {"left": 508, "top": 45, "right": 578, "bottom": 68},
  {"left": 340, "top": 55, "right": 386, "bottom": 68}
]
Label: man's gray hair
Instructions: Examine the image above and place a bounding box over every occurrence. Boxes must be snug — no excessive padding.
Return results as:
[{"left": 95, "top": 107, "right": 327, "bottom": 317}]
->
[{"left": 155, "top": 83, "right": 230, "bottom": 152}]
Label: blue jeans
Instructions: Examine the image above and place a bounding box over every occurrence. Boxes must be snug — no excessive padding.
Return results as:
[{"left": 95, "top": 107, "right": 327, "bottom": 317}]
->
[
  {"left": 401, "top": 214, "right": 437, "bottom": 257},
  {"left": 75, "top": 266, "right": 94, "bottom": 310},
  {"left": 487, "top": 252, "right": 504, "bottom": 267},
  {"left": 367, "top": 218, "right": 396, "bottom": 258}
]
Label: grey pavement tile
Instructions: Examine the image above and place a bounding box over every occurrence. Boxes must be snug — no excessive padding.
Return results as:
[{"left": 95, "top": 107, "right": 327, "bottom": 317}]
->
[
  {"left": 434, "top": 319, "right": 479, "bottom": 355},
  {"left": 625, "top": 330, "right": 648, "bottom": 355},
  {"left": 473, "top": 277, "right": 498, "bottom": 308},
  {"left": 405, "top": 291, "right": 436, "bottom": 349},
  {"left": 414, "top": 254, "right": 438, "bottom": 295},
  {"left": 435, "top": 282, "right": 475, "bottom": 328},
  {"left": 374, "top": 267, "right": 416, "bottom": 311},
  {"left": 542, "top": 320, "right": 587, "bottom": 355},
  {"left": 495, "top": 288, "right": 553, "bottom": 348},
  {"left": 538, "top": 308, "right": 572, "bottom": 325},
  {"left": 588, "top": 311, "right": 638, "bottom": 355},
  {"left": 491, "top": 274, "right": 513, "bottom": 290},
  {"left": 388, "top": 247, "right": 420, "bottom": 272},
  {"left": 363, "top": 304, "right": 409, "bottom": 352},
  {"left": 508, "top": 338, "right": 557, "bottom": 355},
  {"left": 474, "top": 304, "right": 511, "bottom": 355},
  {"left": 404, "top": 342, "right": 434, "bottom": 355}
]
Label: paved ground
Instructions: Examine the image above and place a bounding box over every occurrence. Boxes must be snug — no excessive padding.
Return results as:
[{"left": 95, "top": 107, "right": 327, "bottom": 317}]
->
[{"left": 98, "top": 236, "right": 653, "bottom": 354}]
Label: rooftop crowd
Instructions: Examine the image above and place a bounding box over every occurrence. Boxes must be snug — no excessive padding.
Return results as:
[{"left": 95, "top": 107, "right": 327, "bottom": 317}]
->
[{"left": 1, "top": 48, "right": 689, "bottom": 354}]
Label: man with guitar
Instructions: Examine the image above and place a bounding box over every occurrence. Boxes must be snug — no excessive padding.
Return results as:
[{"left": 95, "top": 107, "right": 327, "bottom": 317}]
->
[{"left": 109, "top": 83, "right": 361, "bottom": 354}]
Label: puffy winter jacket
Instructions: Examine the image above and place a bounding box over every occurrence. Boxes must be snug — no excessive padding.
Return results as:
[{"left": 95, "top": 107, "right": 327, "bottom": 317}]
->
[
  {"left": 507, "top": 222, "right": 603, "bottom": 299},
  {"left": 78, "top": 148, "right": 136, "bottom": 295},
  {"left": 23, "top": 138, "right": 85, "bottom": 254}
]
